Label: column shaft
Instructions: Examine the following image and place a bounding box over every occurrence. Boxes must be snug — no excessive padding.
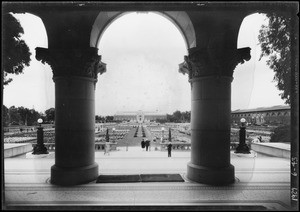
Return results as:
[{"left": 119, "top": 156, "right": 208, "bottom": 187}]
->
[
  {"left": 187, "top": 76, "right": 235, "bottom": 185},
  {"left": 51, "top": 76, "right": 98, "bottom": 185}
]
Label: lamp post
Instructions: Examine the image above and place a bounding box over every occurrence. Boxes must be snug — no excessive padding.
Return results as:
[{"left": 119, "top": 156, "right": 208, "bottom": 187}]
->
[
  {"left": 33, "top": 118, "right": 48, "bottom": 155},
  {"left": 112, "top": 127, "right": 115, "bottom": 143},
  {"left": 104, "top": 128, "right": 110, "bottom": 155},
  {"left": 161, "top": 127, "right": 165, "bottom": 143},
  {"left": 38, "top": 118, "right": 42, "bottom": 127},
  {"left": 234, "top": 118, "right": 250, "bottom": 154},
  {"left": 105, "top": 128, "right": 109, "bottom": 143}
]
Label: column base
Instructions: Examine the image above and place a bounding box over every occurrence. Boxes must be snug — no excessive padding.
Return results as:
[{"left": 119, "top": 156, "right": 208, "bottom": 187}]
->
[
  {"left": 50, "top": 163, "right": 99, "bottom": 186},
  {"left": 187, "top": 162, "right": 235, "bottom": 185}
]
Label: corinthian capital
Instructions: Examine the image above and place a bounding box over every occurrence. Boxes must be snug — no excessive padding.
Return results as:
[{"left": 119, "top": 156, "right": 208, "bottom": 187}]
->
[
  {"left": 178, "top": 47, "right": 215, "bottom": 80},
  {"left": 222, "top": 47, "right": 251, "bottom": 76},
  {"left": 83, "top": 54, "right": 107, "bottom": 79},
  {"left": 178, "top": 56, "right": 191, "bottom": 78},
  {"left": 179, "top": 47, "right": 251, "bottom": 80},
  {"left": 35, "top": 47, "right": 106, "bottom": 80}
]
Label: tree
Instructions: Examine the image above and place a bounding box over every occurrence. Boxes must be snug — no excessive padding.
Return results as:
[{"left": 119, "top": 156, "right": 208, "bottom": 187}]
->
[
  {"left": 173, "top": 110, "right": 182, "bottom": 122},
  {"left": 105, "top": 116, "right": 114, "bottom": 122},
  {"left": 8, "top": 106, "right": 21, "bottom": 125},
  {"left": 166, "top": 114, "right": 175, "bottom": 123},
  {"left": 45, "top": 108, "right": 55, "bottom": 123},
  {"left": 25, "top": 109, "right": 40, "bottom": 126},
  {"left": 17, "top": 106, "right": 29, "bottom": 125},
  {"left": 3, "top": 13, "right": 31, "bottom": 85},
  {"left": 270, "top": 125, "right": 291, "bottom": 143},
  {"left": 258, "top": 12, "right": 292, "bottom": 104},
  {"left": 15, "top": 106, "right": 40, "bottom": 126},
  {"left": 2, "top": 105, "right": 10, "bottom": 127},
  {"left": 181, "top": 111, "right": 191, "bottom": 122},
  {"left": 156, "top": 118, "right": 167, "bottom": 124}
]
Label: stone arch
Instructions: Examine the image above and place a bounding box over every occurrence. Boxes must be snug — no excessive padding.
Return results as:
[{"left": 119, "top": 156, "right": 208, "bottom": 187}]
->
[{"left": 90, "top": 11, "right": 196, "bottom": 49}]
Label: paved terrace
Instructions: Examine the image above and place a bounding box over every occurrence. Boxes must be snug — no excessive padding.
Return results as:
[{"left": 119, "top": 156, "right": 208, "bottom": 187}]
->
[{"left": 3, "top": 146, "right": 292, "bottom": 211}]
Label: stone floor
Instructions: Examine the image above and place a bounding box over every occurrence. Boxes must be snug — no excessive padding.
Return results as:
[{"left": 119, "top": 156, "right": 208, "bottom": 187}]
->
[{"left": 3, "top": 147, "right": 292, "bottom": 210}]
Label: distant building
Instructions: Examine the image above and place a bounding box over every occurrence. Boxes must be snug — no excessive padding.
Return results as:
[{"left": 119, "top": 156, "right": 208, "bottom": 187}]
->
[
  {"left": 114, "top": 110, "right": 167, "bottom": 123},
  {"left": 231, "top": 105, "right": 290, "bottom": 125}
]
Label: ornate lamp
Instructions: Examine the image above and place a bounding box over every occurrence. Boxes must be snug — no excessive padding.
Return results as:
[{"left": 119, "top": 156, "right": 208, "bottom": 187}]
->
[
  {"left": 234, "top": 118, "right": 250, "bottom": 154},
  {"left": 38, "top": 118, "right": 43, "bottom": 127},
  {"left": 112, "top": 127, "right": 116, "bottom": 143},
  {"left": 161, "top": 127, "right": 165, "bottom": 142},
  {"left": 33, "top": 118, "right": 49, "bottom": 155}
]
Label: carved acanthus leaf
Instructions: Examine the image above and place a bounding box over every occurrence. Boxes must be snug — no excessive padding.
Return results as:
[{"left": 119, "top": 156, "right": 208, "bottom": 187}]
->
[
  {"left": 179, "top": 47, "right": 251, "bottom": 79},
  {"left": 178, "top": 47, "right": 214, "bottom": 80},
  {"left": 83, "top": 55, "right": 106, "bottom": 80},
  {"left": 226, "top": 47, "right": 251, "bottom": 76},
  {"left": 35, "top": 47, "right": 106, "bottom": 80}
]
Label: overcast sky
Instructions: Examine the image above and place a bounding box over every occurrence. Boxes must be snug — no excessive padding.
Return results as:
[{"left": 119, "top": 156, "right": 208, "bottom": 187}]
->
[{"left": 3, "top": 12, "right": 286, "bottom": 115}]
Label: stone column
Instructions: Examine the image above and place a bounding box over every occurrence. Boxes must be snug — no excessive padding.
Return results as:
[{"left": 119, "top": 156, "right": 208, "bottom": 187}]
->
[
  {"left": 179, "top": 47, "right": 251, "bottom": 185},
  {"left": 36, "top": 47, "right": 106, "bottom": 186}
]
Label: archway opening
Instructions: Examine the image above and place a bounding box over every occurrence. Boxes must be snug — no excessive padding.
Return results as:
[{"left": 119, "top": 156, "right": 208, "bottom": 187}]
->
[
  {"left": 96, "top": 12, "right": 189, "bottom": 115},
  {"left": 3, "top": 12, "right": 54, "bottom": 114},
  {"left": 93, "top": 12, "right": 192, "bottom": 175},
  {"left": 231, "top": 12, "right": 290, "bottom": 184},
  {"left": 233, "top": 13, "right": 286, "bottom": 111}
]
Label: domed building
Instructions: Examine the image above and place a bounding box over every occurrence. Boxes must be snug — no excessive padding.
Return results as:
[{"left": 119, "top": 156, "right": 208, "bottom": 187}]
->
[{"left": 114, "top": 110, "right": 167, "bottom": 123}]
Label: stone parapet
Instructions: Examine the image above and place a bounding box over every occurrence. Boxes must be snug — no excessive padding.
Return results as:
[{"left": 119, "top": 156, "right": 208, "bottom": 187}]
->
[
  {"left": 250, "top": 142, "right": 290, "bottom": 158},
  {"left": 4, "top": 143, "right": 32, "bottom": 158}
]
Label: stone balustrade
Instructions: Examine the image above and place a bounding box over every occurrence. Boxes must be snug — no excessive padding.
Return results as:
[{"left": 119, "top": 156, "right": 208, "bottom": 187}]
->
[
  {"left": 159, "top": 142, "right": 191, "bottom": 151},
  {"left": 39, "top": 142, "right": 118, "bottom": 151},
  {"left": 95, "top": 142, "right": 118, "bottom": 151},
  {"left": 95, "top": 136, "right": 126, "bottom": 142},
  {"left": 4, "top": 137, "right": 36, "bottom": 143}
]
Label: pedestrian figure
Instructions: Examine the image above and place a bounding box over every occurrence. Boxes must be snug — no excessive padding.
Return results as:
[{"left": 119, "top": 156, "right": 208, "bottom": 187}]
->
[
  {"left": 145, "top": 139, "right": 150, "bottom": 151},
  {"left": 141, "top": 139, "right": 145, "bottom": 151},
  {"left": 167, "top": 141, "right": 172, "bottom": 157},
  {"left": 148, "top": 139, "right": 151, "bottom": 151},
  {"left": 153, "top": 139, "right": 158, "bottom": 151}
]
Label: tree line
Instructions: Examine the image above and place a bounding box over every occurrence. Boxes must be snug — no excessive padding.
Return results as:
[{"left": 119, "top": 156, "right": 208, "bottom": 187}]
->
[
  {"left": 3, "top": 105, "right": 191, "bottom": 127},
  {"left": 159, "top": 110, "right": 191, "bottom": 123},
  {"left": 96, "top": 110, "right": 191, "bottom": 123},
  {"left": 3, "top": 105, "right": 55, "bottom": 127},
  {"left": 95, "top": 115, "right": 114, "bottom": 123}
]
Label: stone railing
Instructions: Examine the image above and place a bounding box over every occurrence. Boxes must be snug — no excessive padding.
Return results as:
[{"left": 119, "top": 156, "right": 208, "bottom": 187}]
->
[
  {"left": 4, "top": 137, "right": 36, "bottom": 143},
  {"left": 95, "top": 142, "right": 118, "bottom": 151},
  {"left": 36, "top": 142, "right": 118, "bottom": 151},
  {"left": 95, "top": 134, "right": 127, "bottom": 141},
  {"left": 41, "top": 141, "right": 242, "bottom": 152},
  {"left": 4, "top": 124, "right": 55, "bottom": 133},
  {"left": 250, "top": 142, "right": 290, "bottom": 158},
  {"left": 159, "top": 142, "right": 191, "bottom": 151}
]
